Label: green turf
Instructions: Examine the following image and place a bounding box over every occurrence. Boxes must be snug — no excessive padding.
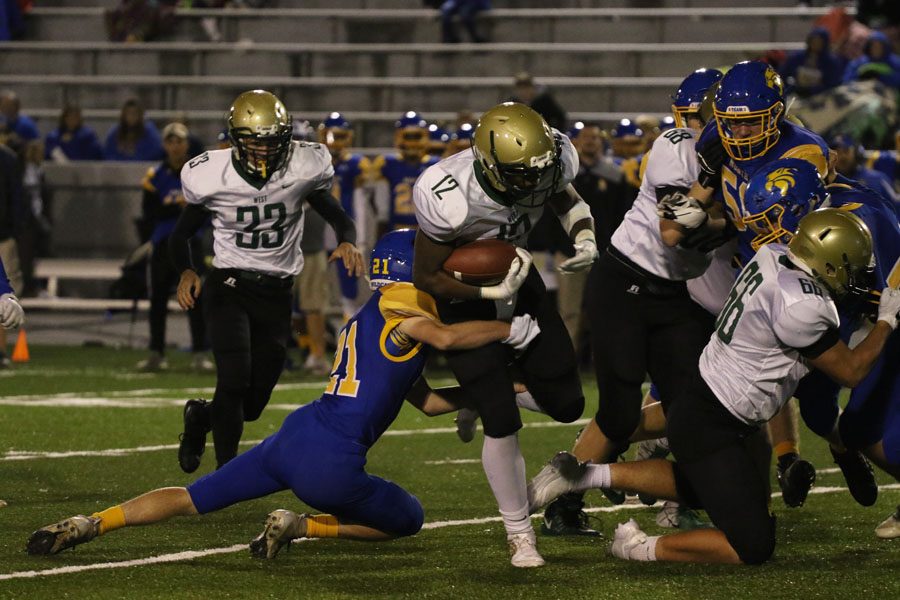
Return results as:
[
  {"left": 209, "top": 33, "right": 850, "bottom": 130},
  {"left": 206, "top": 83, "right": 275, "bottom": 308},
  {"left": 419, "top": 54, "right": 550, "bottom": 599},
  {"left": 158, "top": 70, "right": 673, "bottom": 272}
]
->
[{"left": 0, "top": 346, "right": 898, "bottom": 599}]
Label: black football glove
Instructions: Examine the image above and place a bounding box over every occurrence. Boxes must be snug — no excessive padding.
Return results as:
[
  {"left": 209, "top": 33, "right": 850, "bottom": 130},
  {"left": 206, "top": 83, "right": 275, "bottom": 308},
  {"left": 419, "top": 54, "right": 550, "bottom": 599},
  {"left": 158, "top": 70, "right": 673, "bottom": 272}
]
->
[{"left": 696, "top": 136, "right": 727, "bottom": 190}]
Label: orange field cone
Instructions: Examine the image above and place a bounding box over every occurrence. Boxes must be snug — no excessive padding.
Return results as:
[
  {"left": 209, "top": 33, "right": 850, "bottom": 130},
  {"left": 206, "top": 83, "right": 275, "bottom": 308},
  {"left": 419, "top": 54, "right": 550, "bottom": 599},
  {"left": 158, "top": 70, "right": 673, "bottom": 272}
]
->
[{"left": 11, "top": 329, "right": 29, "bottom": 363}]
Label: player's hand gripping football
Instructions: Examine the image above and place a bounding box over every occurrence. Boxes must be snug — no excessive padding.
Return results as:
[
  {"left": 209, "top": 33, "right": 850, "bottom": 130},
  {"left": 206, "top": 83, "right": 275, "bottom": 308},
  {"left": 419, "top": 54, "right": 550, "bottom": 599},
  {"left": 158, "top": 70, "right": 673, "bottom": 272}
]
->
[
  {"left": 876, "top": 286, "right": 900, "bottom": 330},
  {"left": 479, "top": 247, "right": 533, "bottom": 300},
  {"left": 329, "top": 242, "right": 365, "bottom": 277},
  {"left": 657, "top": 192, "right": 708, "bottom": 230},
  {"left": 558, "top": 238, "right": 599, "bottom": 274},
  {"left": 503, "top": 314, "right": 541, "bottom": 352},
  {"left": 176, "top": 269, "right": 202, "bottom": 311},
  {"left": 0, "top": 293, "right": 24, "bottom": 329}
]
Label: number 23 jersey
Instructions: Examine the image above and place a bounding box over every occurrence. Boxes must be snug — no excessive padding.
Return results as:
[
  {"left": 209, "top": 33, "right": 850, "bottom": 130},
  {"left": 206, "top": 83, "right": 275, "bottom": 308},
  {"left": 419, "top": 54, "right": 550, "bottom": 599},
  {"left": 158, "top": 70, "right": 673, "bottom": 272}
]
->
[
  {"left": 412, "top": 131, "right": 578, "bottom": 245},
  {"left": 180, "top": 141, "right": 334, "bottom": 277},
  {"left": 700, "top": 244, "right": 839, "bottom": 426}
]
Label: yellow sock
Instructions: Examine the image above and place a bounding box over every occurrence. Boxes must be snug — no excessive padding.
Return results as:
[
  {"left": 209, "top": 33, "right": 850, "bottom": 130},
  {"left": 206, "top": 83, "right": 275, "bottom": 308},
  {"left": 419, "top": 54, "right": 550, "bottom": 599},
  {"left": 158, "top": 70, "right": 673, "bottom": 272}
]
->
[
  {"left": 91, "top": 505, "right": 126, "bottom": 536},
  {"left": 305, "top": 514, "right": 339, "bottom": 538},
  {"left": 774, "top": 442, "right": 798, "bottom": 460}
]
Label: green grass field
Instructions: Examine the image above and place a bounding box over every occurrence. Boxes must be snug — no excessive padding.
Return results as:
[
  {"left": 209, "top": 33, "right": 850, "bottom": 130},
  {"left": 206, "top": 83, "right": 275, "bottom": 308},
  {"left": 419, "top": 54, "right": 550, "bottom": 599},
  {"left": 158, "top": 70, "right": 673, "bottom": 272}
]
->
[{"left": 0, "top": 346, "right": 898, "bottom": 599}]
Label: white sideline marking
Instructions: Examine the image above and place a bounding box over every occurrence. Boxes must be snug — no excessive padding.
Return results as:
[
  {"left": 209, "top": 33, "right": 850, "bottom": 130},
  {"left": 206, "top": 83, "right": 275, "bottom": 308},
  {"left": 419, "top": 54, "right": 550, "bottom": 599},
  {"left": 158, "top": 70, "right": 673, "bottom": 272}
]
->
[
  {"left": 3, "top": 483, "right": 898, "bottom": 581},
  {"left": 0, "top": 419, "right": 592, "bottom": 462},
  {"left": 424, "top": 459, "right": 481, "bottom": 465}
]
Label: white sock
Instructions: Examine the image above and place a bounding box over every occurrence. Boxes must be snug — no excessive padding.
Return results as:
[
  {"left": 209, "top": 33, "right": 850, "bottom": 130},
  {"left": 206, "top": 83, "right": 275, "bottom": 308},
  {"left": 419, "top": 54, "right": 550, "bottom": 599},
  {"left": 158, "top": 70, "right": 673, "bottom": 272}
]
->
[
  {"left": 573, "top": 463, "right": 611, "bottom": 492},
  {"left": 515, "top": 391, "right": 544, "bottom": 414},
  {"left": 629, "top": 535, "right": 660, "bottom": 561},
  {"left": 482, "top": 434, "right": 532, "bottom": 536}
]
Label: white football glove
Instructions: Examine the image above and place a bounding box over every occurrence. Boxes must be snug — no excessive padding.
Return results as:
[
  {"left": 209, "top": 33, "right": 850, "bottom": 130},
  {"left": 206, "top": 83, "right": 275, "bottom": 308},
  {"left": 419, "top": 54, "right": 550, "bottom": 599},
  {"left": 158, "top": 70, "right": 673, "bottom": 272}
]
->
[
  {"left": 503, "top": 314, "right": 541, "bottom": 352},
  {"left": 0, "top": 293, "right": 24, "bottom": 329},
  {"left": 877, "top": 287, "right": 900, "bottom": 330},
  {"left": 657, "top": 192, "right": 708, "bottom": 230},
  {"left": 479, "top": 247, "right": 532, "bottom": 300},
  {"left": 558, "top": 239, "right": 599, "bottom": 274}
]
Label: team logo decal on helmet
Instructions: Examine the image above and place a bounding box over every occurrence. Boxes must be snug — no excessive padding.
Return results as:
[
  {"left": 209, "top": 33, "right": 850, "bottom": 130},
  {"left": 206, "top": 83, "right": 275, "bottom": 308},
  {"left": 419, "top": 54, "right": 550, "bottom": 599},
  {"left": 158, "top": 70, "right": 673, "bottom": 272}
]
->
[
  {"left": 743, "top": 158, "right": 828, "bottom": 251},
  {"left": 227, "top": 89, "right": 293, "bottom": 179}
]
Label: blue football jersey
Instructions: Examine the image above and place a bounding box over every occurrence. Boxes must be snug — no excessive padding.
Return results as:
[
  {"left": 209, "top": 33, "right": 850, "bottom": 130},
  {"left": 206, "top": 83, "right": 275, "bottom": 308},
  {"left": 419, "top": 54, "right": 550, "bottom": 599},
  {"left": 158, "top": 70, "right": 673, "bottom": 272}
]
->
[
  {"left": 371, "top": 154, "right": 439, "bottom": 229},
  {"left": 142, "top": 162, "right": 185, "bottom": 245},
  {"left": 332, "top": 153, "right": 369, "bottom": 216},
  {"left": 312, "top": 282, "right": 438, "bottom": 447}
]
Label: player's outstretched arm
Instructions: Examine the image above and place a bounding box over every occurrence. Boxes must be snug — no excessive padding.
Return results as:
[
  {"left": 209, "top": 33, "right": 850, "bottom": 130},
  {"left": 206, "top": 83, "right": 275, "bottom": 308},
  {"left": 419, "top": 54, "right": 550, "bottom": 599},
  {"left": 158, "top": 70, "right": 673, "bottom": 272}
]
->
[
  {"left": 809, "top": 287, "right": 900, "bottom": 387},
  {"left": 398, "top": 313, "right": 540, "bottom": 353},
  {"left": 307, "top": 189, "right": 364, "bottom": 276}
]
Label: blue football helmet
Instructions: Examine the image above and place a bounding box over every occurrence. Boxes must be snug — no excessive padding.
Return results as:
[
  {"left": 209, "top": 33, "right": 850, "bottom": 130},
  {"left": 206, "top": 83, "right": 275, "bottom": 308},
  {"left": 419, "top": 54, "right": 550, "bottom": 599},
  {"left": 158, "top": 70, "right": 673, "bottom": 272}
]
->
[
  {"left": 395, "top": 111, "right": 429, "bottom": 158},
  {"left": 370, "top": 229, "right": 416, "bottom": 290},
  {"left": 427, "top": 123, "right": 450, "bottom": 157},
  {"left": 671, "top": 68, "right": 723, "bottom": 129},
  {"left": 612, "top": 118, "right": 642, "bottom": 139},
  {"left": 659, "top": 115, "right": 676, "bottom": 131},
  {"left": 317, "top": 112, "right": 353, "bottom": 153},
  {"left": 742, "top": 158, "right": 828, "bottom": 251},
  {"left": 568, "top": 120, "right": 585, "bottom": 139},
  {"left": 714, "top": 61, "right": 785, "bottom": 160}
]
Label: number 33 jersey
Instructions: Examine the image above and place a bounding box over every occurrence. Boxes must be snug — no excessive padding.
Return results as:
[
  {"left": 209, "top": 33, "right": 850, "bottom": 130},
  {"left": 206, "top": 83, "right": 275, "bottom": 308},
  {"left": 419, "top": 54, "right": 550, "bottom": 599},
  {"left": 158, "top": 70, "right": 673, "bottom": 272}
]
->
[
  {"left": 700, "top": 244, "right": 839, "bottom": 426},
  {"left": 412, "top": 131, "right": 578, "bottom": 245},
  {"left": 180, "top": 141, "right": 334, "bottom": 277}
]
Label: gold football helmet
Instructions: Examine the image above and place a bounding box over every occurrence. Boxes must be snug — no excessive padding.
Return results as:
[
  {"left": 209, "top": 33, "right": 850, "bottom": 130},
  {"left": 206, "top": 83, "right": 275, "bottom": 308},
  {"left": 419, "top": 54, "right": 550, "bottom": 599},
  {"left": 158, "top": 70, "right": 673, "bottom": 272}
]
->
[
  {"left": 472, "top": 102, "right": 561, "bottom": 207},
  {"left": 227, "top": 89, "right": 292, "bottom": 179},
  {"left": 787, "top": 208, "right": 874, "bottom": 299}
]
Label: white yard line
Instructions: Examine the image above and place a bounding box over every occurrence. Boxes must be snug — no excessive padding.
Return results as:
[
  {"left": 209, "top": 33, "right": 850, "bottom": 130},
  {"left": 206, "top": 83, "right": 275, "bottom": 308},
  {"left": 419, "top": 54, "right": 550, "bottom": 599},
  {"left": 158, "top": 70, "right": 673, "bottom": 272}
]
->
[{"left": 2, "top": 483, "right": 897, "bottom": 582}]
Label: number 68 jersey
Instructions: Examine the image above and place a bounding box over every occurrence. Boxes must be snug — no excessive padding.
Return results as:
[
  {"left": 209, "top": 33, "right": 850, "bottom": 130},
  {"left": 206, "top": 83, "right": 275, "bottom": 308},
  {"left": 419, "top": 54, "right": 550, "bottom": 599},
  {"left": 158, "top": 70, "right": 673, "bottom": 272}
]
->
[
  {"left": 180, "top": 141, "right": 334, "bottom": 277},
  {"left": 700, "top": 244, "right": 839, "bottom": 426},
  {"left": 413, "top": 131, "right": 578, "bottom": 245}
]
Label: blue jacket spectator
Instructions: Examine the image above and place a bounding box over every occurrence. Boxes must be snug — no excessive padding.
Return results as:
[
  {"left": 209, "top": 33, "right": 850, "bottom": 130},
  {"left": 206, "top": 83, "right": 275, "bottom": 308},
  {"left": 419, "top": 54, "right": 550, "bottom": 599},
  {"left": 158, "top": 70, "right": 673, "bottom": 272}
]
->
[
  {"left": 0, "top": 0, "right": 24, "bottom": 42},
  {"left": 842, "top": 31, "right": 900, "bottom": 87},
  {"left": 0, "top": 90, "right": 40, "bottom": 146},
  {"left": 103, "top": 98, "right": 163, "bottom": 162},
  {"left": 45, "top": 106, "right": 104, "bottom": 162},
  {"left": 780, "top": 28, "right": 844, "bottom": 97},
  {"left": 832, "top": 134, "right": 900, "bottom": 215}
]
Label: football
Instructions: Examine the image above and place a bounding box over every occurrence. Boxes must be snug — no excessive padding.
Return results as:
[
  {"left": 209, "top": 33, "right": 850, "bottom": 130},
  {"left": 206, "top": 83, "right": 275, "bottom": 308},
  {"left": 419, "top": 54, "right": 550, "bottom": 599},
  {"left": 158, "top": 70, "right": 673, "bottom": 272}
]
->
[{"left": 442, "top": 239, "right": 518, "bottom": 285}]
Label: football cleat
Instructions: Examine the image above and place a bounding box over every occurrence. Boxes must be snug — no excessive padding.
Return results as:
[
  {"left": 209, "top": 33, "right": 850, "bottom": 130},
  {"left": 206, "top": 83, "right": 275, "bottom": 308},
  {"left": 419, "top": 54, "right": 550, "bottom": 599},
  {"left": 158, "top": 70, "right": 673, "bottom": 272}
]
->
[
  {"left": 507, "top": 531, "right": 545, "bottom": 568},
  {"left": 540, "top": 493, "right": 600, "bottom": 537},
  {"left": 634, "top": 437, "right": 671, "bottom": 505},
  {"left": 136, "top": 352, "right": 168, "bottom": 373},
  {"left": 527, "top": 451, "right": 586, "bottom": 512},
  {"left": 875, "top": 505, "right": 900, "bottom": 539},
  {"left": 178, "top": 398, "right": 210, "bottom": 474},
  {"left": 776, "top": 455, "right": 816, "bottom": 508},
  {"left": 654, "top": 501, "right": 711, "bottom": 530},
  {"left": 610, "top": 518, "right": 648, "bottom": 561},
  {"left": 27, "top": 515, "right": 100, "bottom": 555},
  {"left": 249, "top": 509, "right": 305, "bottom": 559},
  {"left": 830, "top": 446, "right": 878, "bottom": 507},
  {"left": 454, "top": 408, "right": 479, "bottom": 443}
]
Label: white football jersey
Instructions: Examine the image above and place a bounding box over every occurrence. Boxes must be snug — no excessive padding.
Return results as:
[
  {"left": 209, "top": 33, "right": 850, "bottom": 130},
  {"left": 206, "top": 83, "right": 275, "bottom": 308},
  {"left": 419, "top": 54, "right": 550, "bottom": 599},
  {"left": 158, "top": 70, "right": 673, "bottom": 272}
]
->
[
  {"left": 610, "top": 128, "right": 712, "bottom": 280},
  {"left": 413, "top": 131, "right": 578, "bottom": 246},
  {"left": 687, "top": 238, "right": 738, "bottom": 315},
  {"left": 181, "top": 142, "right": 334, "bottom": 277},
  {"left": 700, "top": 245, "right": 840, "bottom": 425}
]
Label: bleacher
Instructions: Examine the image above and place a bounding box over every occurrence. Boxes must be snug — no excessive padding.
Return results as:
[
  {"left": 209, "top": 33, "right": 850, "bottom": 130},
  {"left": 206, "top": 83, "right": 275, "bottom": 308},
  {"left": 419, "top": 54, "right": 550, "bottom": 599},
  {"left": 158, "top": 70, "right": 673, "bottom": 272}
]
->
[{"left": 5, "top": 0, "right": 834, "bottom": 306}]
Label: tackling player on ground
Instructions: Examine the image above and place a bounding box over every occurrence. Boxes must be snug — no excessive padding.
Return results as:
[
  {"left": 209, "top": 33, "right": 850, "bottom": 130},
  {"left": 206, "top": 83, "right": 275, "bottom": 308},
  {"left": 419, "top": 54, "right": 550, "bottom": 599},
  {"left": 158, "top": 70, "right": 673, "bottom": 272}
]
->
[{"left": 26, "top": 230, "right": 542, "bottom": 558}]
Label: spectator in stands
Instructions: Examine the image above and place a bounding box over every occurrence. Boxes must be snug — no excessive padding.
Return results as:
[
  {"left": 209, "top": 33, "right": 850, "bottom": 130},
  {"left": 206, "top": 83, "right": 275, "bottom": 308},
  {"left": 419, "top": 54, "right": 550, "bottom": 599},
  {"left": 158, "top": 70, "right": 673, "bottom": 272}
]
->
[
  {"left": 831, "top": 133, "right": 900, "bottom": 211},
  {"left": 780, "top": 27, "right": 844, "bottom": 97},
  {"left": 0, "top": 138, "right": 23, "bottom": 368},
  {"left": 842, "top": 31, "right": 900, "bottom": 87},
  {"left": 292, "top": 209, "right": 331, "bottom": 376},
  {"left": 104, "top": 98, "right": 164, "bottom": 162},
  {"left": 0, "top": 0, "right": 24, "bottom": 41},
  {"left": 105, "top": 0, "right": 176, "bottom": 43},
  {"left": 0, "top": 90, "right": 40, "bottom": 151},
  {"left": 170, "top": 112, "right": 208, "bottom": 159},
  {"left": 856, "top": 0, "right": 900, "bottom": 51},
  {"left": 44, "top": 105, "right": 104, "bottom": 162},
  {"left": 440, "top": 0, "right": 490, "bottom": 44},
  {"left": 137, "top": 122, "right": 211, "bottom": 373},
  {"left": 17, "top": 139, "right": 50, "bottom": 297},
  {"left": 510, "top": 72, "right": 567, "bottom": 131}
]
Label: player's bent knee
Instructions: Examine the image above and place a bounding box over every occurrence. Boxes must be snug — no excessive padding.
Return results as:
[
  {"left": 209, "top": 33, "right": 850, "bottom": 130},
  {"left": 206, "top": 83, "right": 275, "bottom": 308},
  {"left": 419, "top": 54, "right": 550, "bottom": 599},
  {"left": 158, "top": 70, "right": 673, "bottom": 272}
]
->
[
  {"left": 547, "top": 393, "right": 584, "bottom": 424},
  {"left": 594, "top": 408, "right": 641, "bottom": 445},
  {"left": 390, "top": 499, "right": 425, "bottom": 538},
  {"left": 729, "top": 519, "right": 776, "bottom": 566}
]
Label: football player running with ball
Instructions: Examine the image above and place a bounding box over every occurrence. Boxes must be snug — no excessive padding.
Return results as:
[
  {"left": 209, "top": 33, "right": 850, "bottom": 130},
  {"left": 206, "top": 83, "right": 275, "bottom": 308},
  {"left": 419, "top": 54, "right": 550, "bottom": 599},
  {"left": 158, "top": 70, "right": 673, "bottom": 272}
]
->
[
  {"left": 170, "top": 90, "right": 364, "bottom": 473},
  {"left": 529, "top": 209, "right": 900, "bottom": 564},
  {"left": 26, "top": 230, "right": 542, "bottom": 558},
  {"left": 412, "top": 102, "right": 598, "bottom": 567}
]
